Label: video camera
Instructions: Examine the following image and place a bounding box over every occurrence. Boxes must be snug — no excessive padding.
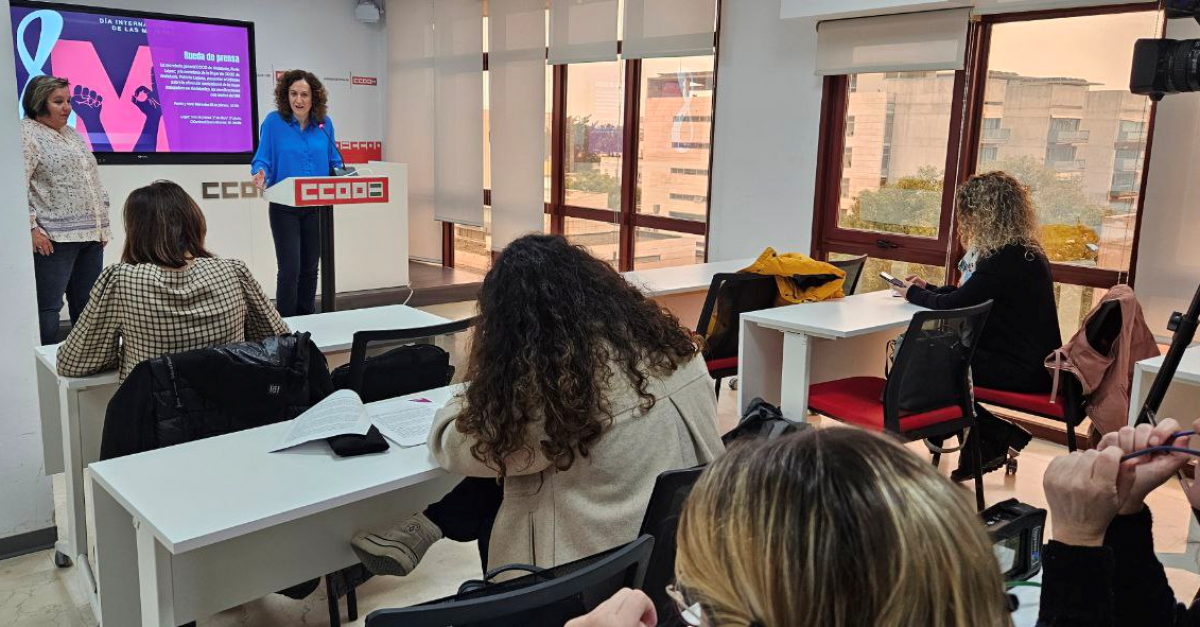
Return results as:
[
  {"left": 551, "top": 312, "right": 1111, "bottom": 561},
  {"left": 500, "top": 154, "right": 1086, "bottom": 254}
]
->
[
  {"left": 982, "top": 498, "right": 1047, "bottom": 582},
  {"left": 1131, "top": 0, "right": 1200, "bottom": 100}
]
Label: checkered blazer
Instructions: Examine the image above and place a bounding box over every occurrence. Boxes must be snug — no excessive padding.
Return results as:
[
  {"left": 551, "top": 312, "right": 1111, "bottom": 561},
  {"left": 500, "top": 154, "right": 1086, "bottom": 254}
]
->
[{"left": 56, "top": 258, "right": 290, "bottom": 380}]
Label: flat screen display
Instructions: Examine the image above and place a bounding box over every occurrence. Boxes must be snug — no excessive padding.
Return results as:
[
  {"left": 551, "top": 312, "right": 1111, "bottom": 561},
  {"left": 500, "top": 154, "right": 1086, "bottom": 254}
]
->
[{"left": 10, "top": 1, "right": 257, "bottom": 164}]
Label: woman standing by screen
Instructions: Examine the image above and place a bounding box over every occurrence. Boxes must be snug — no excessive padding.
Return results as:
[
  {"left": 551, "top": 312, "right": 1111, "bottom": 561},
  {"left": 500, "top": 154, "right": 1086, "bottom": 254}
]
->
[
  {"left": 250, "top": 70, "right": 344, "bottom": 317},
  {"left": 23, "top": 75, "right": 111, "bottom": 345}
]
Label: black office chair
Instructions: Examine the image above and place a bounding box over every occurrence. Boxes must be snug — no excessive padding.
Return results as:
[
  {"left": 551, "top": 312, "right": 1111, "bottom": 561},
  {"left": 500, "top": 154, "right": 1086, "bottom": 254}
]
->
[
  {"left": 828, "top": 255, "right": 867, "bottom": 295},
  {"left": 695, "top": 273, "right": 779, "bottom": 398},
  {"left": 333, "top": 316, "right": 477, "bottom": 402},
  {"left": 808, "top": 301, "right": 994, "bottom": 510},
  {"left": 364, "top": 535, "right": 655, "bottom": 627},
  {"left": 637, "top": 466, "right": 705, "bottom": 622}
]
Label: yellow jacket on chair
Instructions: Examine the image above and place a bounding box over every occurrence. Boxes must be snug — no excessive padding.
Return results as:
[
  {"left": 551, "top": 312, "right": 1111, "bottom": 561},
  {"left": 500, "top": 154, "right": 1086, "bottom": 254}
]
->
[{"left": 741, "top": 247, "right": 846, "bottom": 305}]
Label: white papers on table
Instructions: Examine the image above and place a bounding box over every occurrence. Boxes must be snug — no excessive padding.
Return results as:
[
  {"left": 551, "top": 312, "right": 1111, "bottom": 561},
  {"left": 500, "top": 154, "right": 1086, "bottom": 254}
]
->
[
  {"left": 272, "top": 390, "right": 372, "bottom": 452},
  {"left": 369, "top": 398, "right": 441, "bottom": 448}
]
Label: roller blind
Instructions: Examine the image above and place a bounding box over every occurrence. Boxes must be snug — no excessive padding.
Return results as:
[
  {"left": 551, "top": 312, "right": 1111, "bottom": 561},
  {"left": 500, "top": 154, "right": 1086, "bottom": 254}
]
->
[
  {"left": 548, "top": 0, "right": 618, "bottom": 64},
  {"left": 815, "top": 8, "right": 971, "bottom": 76},
  {"left": 434, "top": 0, "right": 485, "bottom": 226},
  {"left": 622, "top": 0, "right": 716, "bottom": 59},
  {"left": 488, "top": 0, "right": 547, "bottom": 250}
]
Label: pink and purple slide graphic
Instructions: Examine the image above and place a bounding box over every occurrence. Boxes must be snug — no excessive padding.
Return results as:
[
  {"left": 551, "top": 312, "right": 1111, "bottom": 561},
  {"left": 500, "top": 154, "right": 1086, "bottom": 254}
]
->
[{"left": 11, "top": 4, "right": 253, "bottom": 154}]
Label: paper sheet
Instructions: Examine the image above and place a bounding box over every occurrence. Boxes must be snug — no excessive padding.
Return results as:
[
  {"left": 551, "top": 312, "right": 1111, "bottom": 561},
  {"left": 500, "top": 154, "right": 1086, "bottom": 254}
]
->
[
  {"left": 272, "top": 390, "right": 372, "bottom": 452},
  {"left": 370, "top": 400, "right": 441, "bottom": 447}
]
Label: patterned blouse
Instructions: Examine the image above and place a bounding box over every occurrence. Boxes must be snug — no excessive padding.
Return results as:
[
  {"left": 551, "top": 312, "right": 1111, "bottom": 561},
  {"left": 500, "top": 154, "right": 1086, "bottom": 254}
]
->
[
  {"left": 56, "top": 258, "right": 290, "bottom": 380},
  {"left": 22, "top": 118, "right": 110, "bottom": 243}
]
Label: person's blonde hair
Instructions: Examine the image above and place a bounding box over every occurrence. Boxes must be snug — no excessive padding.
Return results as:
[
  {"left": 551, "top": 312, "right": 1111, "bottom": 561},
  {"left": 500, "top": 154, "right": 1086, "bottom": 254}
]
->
[
  {"left": 22, "top": 75, "right": 70, "bottom": 119},
  {"left": 675, "top": 429, "right": 1010, "bottom": 627},
  {"left": 955, "top": 171, "right": 1042, "bottom": 259}
]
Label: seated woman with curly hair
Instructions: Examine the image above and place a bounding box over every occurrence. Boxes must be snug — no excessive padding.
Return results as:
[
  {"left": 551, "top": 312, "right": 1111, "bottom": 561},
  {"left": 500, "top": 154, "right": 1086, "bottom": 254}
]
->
[{"left": 352, "top": 234, "right": 724, "bottom": 575}]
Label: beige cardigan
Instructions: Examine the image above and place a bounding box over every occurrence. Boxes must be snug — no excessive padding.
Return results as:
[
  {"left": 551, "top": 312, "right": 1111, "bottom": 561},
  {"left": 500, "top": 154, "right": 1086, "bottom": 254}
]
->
[{"left": 428, "top": 354, "right": 724, "bottom": 570}]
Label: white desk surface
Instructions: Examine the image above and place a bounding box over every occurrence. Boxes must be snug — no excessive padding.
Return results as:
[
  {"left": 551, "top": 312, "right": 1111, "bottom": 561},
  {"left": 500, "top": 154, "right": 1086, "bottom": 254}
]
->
[
  {"left": 742, "top": 290, "right": 925, "bottom": 339},
  {"left": 623, "top": 258, "right": 754, "bottom": 297},
  {"left": 1134, "top": 345, "right": 1200, "bottom": 384},
  {"left": 89, "top": 385, "right": 459, "bottom": 555},
  {"left": 35, "top": 304, "right": 449, "bottom": 391}
]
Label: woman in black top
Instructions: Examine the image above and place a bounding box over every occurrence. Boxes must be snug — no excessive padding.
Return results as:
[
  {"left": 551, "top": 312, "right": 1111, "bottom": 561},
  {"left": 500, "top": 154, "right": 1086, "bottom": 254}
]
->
[{"left": 894, "top": 171, "right": 1062, "bottom": 479}]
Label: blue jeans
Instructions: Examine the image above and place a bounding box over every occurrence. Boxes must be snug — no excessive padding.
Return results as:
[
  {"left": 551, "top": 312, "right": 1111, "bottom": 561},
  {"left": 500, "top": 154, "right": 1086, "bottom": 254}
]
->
[
  {"left": 33, "top": 240, "right": 104, "bottom": 345},
  {"left": 269, "top": 203, "right": 322, "bottom": 317}
]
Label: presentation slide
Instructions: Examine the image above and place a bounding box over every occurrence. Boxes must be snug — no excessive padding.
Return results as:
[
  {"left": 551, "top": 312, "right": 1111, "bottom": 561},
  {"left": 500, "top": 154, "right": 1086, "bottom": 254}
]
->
[{"left": 10, "top": 2, "right": 255, "bottom": 157}]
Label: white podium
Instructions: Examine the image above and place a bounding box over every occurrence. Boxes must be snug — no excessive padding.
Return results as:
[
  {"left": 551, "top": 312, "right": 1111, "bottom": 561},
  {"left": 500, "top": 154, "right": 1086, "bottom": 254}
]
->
[{"left": 263, "top": 161, "right": 408, "bottom": 311}]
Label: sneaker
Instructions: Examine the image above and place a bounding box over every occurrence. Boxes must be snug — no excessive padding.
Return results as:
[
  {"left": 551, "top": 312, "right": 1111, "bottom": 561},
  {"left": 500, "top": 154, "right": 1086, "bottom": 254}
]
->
[{"left": 351, "top": 513, "right": 443, "bottom": 576}]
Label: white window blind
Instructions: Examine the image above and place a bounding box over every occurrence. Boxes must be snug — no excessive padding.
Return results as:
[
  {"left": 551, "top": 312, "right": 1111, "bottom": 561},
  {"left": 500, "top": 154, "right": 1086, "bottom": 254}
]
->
[
  {"left": 489, "top": 0, "right": 547, "bottom": 250},
  {"left": 384, "top": 0, "right": 439, "bottom": 261},
  {"left": 815, "top": 8, "right": 971, "bottom": 76},
  {"left": 972, "top": 0, "right": 1155, "bottom": 15},
  {"left": 548, "top": 0, "right": 618, "bottom": 64},
  {"left": 622, "top": 0, "right": 716, "bottom": 59},
  {"left": 434, "top": 0, "right": 485, "bottom": 226}
]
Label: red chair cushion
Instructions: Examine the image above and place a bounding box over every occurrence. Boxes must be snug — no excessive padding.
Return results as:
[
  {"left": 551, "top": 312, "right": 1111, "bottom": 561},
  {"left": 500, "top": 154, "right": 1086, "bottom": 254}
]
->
[
  {"left": 808, "top": 377, "right": 963, "bottom": 433},
  {"left": 705, "top": 356, "right": 738, "bottom": 373},
  {"left": 974, "top": 387, "right": 1066, "bottom": 420}
]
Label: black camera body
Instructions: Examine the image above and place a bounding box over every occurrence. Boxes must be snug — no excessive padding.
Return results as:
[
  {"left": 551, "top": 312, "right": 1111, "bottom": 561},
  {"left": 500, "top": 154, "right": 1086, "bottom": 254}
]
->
[
  {"left": 1131, "top": 0, "right": 1200, "bottom": 100},
  {"left": 982, "top": 498, "right": 1047, "bottom": 582}
]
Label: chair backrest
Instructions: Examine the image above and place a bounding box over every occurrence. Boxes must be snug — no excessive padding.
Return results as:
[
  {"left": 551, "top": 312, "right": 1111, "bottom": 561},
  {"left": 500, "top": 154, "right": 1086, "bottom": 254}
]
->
[
  {"left": 884, "top": 301, "right": 993, "bottom": 434},
  {"left": 636, "top": 466, "right": 705, "bottom": 621},
  {"left": 365, "top": 535, "right": 655, "bottom": 627},
  {"left": 695, "top": 273, "right": 778, "bottom": 360},
  {"left": 342, "top": 316, "right": 476, "bottom": 401},
  {"left": 828, "top": 255, "right": 867, "bottom": 295}
]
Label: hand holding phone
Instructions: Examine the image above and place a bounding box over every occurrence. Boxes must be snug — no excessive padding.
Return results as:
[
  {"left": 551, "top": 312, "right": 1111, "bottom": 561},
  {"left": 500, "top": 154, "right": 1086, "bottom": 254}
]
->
[{"left": 879, "top": 271, "right": 905, "bottom": 288}]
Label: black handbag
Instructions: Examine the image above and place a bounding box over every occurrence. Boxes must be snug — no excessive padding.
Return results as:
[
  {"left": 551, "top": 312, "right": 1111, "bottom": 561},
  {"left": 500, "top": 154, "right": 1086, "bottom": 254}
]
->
[
  {"left": 886, "top": 328, "right": 965, "bottom": 414},
  {"left": 330, "top": 343, "right": 454, "bottom": 402},
  {"left": 722, "top": 397, "right": 807, "bottom": 445}
]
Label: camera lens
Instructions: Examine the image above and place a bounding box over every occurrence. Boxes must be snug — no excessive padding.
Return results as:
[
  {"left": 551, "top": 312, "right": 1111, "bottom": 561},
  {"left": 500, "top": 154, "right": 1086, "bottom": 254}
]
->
[{"left": 1131, "top": 38, "right": 1200, "bottom": 100}]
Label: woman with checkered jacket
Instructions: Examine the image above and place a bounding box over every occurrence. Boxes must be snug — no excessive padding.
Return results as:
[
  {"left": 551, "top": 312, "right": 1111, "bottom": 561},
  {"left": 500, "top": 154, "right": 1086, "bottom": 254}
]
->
[{"left": 56, "top": 181, "right": 290, "bottom": 381}]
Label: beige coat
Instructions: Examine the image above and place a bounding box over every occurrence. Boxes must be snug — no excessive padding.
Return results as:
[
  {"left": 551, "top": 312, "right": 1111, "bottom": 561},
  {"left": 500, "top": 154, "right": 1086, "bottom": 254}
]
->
[{"left": 428, "top": 354, "right": 724, "bottom": 570}]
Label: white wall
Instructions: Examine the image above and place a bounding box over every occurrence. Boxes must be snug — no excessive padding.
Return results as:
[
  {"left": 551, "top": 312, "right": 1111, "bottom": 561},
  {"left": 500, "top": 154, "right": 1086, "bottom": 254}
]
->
[
  {"left": 1136, "top": 18, "right": 1200, "bottom": 338},
  {"left": 706, "top": 1, "right": 823, "bottom": 261},
  {"left": 0, "top": 4, "right": 54, "bottom": 543}
]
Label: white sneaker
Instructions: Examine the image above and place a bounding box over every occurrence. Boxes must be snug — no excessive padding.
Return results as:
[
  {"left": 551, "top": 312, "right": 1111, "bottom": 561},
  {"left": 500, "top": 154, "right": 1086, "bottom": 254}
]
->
[{"left": 351, "top": 513, "right": 443, "bottom": 576}]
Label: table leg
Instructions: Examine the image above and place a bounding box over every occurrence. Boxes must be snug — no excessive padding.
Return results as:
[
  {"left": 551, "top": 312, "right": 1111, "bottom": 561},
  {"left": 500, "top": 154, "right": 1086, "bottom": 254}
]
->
[
  {"left": 780, "top": 332, "right": 813, "bottom": 423},
  {"left": 58, "top": 384, "right": 86, "bottom": 568},
  {"left": 737, "top": 319, "right": 783, "bottom": 415},
  {"left": 94, "top": 481, "right": 141, "bottom": 626},
  {"left": 38, "top": 358, "right": 63, "bottom": 475},
  {"left": 137, "top": 522, "right": 177, "bottom": 627}
]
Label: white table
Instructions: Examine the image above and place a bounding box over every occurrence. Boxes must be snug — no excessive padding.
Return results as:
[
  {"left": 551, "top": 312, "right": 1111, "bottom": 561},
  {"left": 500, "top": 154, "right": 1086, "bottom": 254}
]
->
[
  {"left": 88, "top": 386, "right": 460, "bottom": 626},
  {"left": 737, "top": 290, "right": 925, "bottom": 420},
  {"left": 624, "top": 258, "right": 755, "bottom": 329},
  {"left": 35, "top": 304, "right": 450, "bottom": 594}
]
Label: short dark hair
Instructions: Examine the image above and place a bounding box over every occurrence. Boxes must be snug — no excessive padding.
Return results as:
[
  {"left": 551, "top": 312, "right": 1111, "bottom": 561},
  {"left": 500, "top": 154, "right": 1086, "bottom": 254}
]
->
[
  {"left": 22, "top": 76, "right": 69, "bottom": 118},
  {"left": 121, "top": 181, "right": 214, "bottom": 268},
  {"left": 274, "top": 69, "right": 328, "bottom": 123}
]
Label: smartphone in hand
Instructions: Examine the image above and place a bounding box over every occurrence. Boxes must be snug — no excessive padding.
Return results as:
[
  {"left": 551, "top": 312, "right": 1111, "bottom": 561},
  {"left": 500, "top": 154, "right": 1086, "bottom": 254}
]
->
[{"left": 879, "top": 271, "right": 905, "bottom": 288}]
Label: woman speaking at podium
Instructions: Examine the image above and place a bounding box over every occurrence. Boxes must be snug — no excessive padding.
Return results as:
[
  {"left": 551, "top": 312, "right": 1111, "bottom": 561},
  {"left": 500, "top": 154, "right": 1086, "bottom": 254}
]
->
[{"left": 251, "top": 69, "right": 344, "bottom": 317}]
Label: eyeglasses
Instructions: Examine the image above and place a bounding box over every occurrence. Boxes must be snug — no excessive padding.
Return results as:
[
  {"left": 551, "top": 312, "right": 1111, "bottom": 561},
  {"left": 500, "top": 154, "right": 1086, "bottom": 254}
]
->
[{"left": 666, "top": 583, "right": 704, "bottom": 627}]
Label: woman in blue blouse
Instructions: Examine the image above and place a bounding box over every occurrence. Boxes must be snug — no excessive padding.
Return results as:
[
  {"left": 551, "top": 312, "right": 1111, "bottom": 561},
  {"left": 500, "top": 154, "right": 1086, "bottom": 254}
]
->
[{"left": 251, "top": 70, "right": 343, "bottom": 316}]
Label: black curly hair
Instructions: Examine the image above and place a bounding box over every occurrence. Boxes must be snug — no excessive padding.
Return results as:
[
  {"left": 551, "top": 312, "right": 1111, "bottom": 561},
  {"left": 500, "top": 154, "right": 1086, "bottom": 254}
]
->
[{"left": 456, "top": 234, "right": 701, "bottom": 477}]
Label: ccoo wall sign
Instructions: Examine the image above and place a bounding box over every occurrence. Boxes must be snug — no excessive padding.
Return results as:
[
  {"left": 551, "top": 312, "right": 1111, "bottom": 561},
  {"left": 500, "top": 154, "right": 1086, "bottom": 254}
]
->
[{"left": 293, "top": 176, "right": 389, "bottom": 206}]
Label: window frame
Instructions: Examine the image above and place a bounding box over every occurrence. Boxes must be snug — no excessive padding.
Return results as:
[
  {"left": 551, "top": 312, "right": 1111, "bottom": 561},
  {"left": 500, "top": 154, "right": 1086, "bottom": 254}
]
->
[
  {"left": 450, "top": 7, "right": 720, "bottom": 273},
  {"left": 812, "top": 3, "right": 1161, "bottom": 290}
]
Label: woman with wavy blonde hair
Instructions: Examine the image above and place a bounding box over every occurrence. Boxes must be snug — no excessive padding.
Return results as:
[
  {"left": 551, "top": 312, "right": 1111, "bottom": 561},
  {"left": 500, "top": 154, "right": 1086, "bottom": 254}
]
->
[
  {"left": 672, "top": 428, "right": 1010, "bottom": 627},
  {"left": 894, "top": 171, "right": 1061, "bottom": 481}
]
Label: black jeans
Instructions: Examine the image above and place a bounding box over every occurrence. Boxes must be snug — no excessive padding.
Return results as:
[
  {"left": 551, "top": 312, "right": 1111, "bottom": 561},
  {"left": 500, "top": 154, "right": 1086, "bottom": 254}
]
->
[
  {"left": 268, "top": 203, "right": 322, "bottom": 317},
  {"left": 425, "top": 477, "right": 505, "bottom": 572},
  {"left": 33, "top": 240, "right": 103, "bottom": 345}
]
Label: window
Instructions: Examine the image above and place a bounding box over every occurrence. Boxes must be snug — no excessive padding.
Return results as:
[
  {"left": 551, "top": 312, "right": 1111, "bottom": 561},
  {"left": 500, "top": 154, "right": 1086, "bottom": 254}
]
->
[
  {"left": 813, "top": 5, "right": 1158, "bottom": 328},
  {"left": 564, "top": 61, "right": 625, "bottom": 212},
  {"left": 670, "top": 167, "right": 709, "bottom": 175},
  {"left": 638, "top": 55, "right": 714, "bottom": 225}
]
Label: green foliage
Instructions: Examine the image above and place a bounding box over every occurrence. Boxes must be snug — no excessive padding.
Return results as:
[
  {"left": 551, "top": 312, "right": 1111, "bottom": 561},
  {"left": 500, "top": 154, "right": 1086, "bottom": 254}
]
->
[
  {"left": 843, "top": 167, "right": 943, "bottom": 238},
  {"left": 981, "top": 155, "right": 1110, "bottom": 231},
  {"left": 567, "top": 169, "right": 621, "bottom": 210}
]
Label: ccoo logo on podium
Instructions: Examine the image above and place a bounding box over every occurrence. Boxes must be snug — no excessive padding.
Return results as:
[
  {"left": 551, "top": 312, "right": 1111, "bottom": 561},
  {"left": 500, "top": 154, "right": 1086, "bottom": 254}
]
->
[{"left": 294, "top": 176, "right": 389, "bottom": 206}]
